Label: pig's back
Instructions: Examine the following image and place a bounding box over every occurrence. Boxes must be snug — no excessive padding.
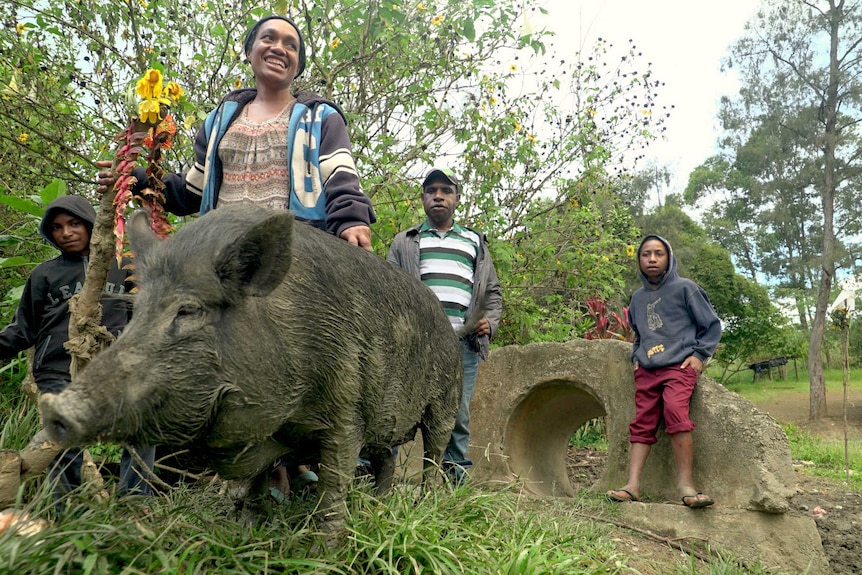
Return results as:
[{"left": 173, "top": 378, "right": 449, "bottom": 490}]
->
[{"left": 278, "top": 223, "right": 461, "bottom": 445}]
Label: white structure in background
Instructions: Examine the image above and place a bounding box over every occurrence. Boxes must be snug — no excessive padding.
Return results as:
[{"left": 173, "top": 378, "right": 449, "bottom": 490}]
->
[{"left": 829, "top": 277, "right": 858, "bottom": 313}]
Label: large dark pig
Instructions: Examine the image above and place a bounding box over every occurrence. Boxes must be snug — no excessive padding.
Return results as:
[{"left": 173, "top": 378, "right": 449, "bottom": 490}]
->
[{"left": 40, "top": 204, "right": 462, "bottom": 535}]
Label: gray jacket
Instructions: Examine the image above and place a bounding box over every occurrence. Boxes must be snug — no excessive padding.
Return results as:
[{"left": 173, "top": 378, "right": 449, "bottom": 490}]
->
[{"left": 387, "top": 222, "right": 503, "bottom": 360}]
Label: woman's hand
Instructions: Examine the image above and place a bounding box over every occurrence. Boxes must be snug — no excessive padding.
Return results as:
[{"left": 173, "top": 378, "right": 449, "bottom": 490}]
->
[
  {"left": 95, "top": 159, "right": 118, "bottom": 195},
  {"left": 340, "top": 225, "right": 372, "bottom": 251}
]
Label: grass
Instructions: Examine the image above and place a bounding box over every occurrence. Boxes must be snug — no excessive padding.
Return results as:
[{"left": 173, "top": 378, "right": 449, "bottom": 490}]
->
[
  {"left": 720, "top": 365, "right": 862, "bottom": 399},
  {"left": 0, "top": 368, "right": 842, "bottom": 575},
  {"left": 1, "top": 477, "right": 779, "bottom": 575},
  {"left": 783, "top": 423, "right": 862, "bottom": 489},
  {"left": 0, "top": 399, "right": 779, "bottom": 575}
]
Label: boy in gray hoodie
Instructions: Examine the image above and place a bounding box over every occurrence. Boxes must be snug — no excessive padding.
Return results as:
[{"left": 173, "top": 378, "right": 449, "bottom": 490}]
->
[
  {"left": 606, "top": 235, "right": 721, "bottom": 508},
  {"left": 0, "top": 195, "right": 155, "bottom": 510}
]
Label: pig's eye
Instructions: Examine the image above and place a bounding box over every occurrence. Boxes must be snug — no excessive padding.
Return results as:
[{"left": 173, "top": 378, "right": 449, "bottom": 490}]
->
[{"left": 175, "top": 304, "right": 203, "bottom": 318}]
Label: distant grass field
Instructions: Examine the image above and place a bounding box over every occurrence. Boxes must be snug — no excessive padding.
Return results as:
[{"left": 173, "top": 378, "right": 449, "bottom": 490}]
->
[
  {"left": 721, "top": 366, "right": 862, "bottom": 491},
  {"left": 720, "top": 365, "right": 862, "bottom": 402}
]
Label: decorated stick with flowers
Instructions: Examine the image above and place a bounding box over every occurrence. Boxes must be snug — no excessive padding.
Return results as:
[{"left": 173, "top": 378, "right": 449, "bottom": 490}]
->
[
  {"left": 112, "top": 68, "right": 184, "bottom": 261},
  {"left": 66, "top": 68, "right": 184, "bottom": 377},
  {"left": 2, "top": 71, "right": 187, "bottom": 489}
]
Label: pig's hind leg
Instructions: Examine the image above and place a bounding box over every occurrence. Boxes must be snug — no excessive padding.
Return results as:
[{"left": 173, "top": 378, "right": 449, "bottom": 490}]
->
[{"left": 367, "top": 448, "right": 396, "bottom": 494}]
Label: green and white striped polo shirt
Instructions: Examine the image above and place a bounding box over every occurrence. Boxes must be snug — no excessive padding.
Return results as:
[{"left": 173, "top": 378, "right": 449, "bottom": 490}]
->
[{"left": 418, "top": 221, "right": 480, "bottom": 330}]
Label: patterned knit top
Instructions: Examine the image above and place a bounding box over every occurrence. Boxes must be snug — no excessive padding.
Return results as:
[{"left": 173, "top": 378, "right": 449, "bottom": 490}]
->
[{"left": 217, "top": 101, "right": 296, "bottom": 211}]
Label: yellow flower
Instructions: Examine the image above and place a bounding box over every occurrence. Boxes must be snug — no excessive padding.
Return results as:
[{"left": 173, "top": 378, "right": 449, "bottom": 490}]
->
[
  {"left": 626, "top": 244, "right": 635, "bottom": 257},
  {"left": 527, "top": 133, "right": 535, "bottom": 143},
  {"left": 330, "top": 37, "right": 341, "bottom": 50},
  {"left": 513, "top": 121, "right": 521, "bottom": 132},
  {"left": 166, "top": 81, "right": 184, "bottom": 103},
  {"left": 641, "top": 109, "right": 651, "bottom": 115},
  {"left": 15, "top": 23, "right": 26, "bottom": 36},
  {"left": 587, "top": 108, "right": 597, "bottom": 116},
  {"left": 18, "top": 133, "right": 29, "bottom": 143},
  {"left": 509, "top": 64, "right": 517, "bottom": 72},
  {"left": 431, "top": 14, "right": 444, "bottom": 26},
  {"left": 138, "top": 98, "right": 162, "bottom": 124},
  {"left": 136, "top": 68, "right": 164, "bottom": 100},
  {"left": 417, "top": 3, "right": 428, "bottom": 10},
  {"left": 234, "top": 78, "right": 243, "bottom": 89}
]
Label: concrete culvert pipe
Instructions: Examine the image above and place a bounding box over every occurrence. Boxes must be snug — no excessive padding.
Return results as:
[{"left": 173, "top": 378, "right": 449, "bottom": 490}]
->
[
  {"left": 504, "top": 382, "right": 606, "bottom": 497},
  {"left": 468, "top": 339, "right": 796, "bottom": 513}
]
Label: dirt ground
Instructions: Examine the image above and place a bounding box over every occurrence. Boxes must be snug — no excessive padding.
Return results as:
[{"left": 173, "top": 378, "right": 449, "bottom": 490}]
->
[{"left": 565, "top": 387, "right": 862, "bottom": 574}]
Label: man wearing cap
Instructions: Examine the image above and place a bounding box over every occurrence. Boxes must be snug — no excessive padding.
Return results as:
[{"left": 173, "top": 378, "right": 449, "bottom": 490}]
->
[{"left": 387, "top": 167, "right": 503, "bottom": 483}]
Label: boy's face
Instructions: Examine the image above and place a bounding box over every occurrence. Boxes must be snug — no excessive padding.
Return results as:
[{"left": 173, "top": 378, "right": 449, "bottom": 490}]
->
[
  {"left": 639, "top": 239, "right": 668, "bottom": 283},
  {"left": 50, "top": 212, "right": 90, "bottom": 256}
]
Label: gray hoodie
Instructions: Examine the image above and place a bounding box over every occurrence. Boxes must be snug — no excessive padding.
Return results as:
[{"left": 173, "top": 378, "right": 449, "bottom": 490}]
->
[
  {"left": 628, "top": 235, "right": 722, "bottom": 369},
  {"left": 0, "top": 195, "right": 132, "bottom": 383}
]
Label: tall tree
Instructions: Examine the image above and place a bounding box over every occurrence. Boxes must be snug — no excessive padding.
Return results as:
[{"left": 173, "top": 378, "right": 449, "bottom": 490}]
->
[{"left": 694, "top": 0, "right": 862, "bottom": 418}]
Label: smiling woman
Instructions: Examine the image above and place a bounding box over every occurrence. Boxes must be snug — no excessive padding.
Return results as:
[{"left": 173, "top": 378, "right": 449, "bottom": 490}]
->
[{"left": 95, "top": 14, "right": 376, "bottom": 250}]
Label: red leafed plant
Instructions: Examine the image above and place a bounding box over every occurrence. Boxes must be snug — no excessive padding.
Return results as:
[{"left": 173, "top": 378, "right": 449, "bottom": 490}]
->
[
  {"left": 583, "top": 296, "right": 635, "bottom": 342},
  {"left": 111, "top": 68, "right": 182, "bottom": 261}
]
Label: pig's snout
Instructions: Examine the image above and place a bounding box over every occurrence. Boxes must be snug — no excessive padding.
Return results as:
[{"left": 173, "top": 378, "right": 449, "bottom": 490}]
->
[
  {"left": 44, "top": 415, "right": 69, "bottom": 443},
  {"left": 40, "top": 395, "right": 80, "bottom": 446}
]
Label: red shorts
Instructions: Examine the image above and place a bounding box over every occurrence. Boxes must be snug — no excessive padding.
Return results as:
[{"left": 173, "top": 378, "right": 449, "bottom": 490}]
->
[{"left": 629, "top": 364, "right": 698, "bottom": 444}]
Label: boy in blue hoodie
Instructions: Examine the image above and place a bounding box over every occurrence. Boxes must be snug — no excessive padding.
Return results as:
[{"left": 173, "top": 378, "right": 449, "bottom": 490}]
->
[
  {"left": 0, "top": 195, "right": 155, "bottom": 509},
  {"left": 607, "top": 235, "right": 721, "bottom": 508}
]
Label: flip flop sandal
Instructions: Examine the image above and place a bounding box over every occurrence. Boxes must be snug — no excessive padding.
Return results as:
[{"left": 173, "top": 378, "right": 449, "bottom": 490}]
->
[
  {"left": 606, "top": 488, "right": 639, "bottom": 502},
  {"left": 682, "top": 493, "right": 714, "bottom": 508}
]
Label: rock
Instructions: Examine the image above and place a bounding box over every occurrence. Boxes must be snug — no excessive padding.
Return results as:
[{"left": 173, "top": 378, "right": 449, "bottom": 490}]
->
[
  {"left": 616, "top": 503, "right": 830, "bottom": 575},
  {"left": 468, "top": 339, "right": 796, "bottom": 513}
]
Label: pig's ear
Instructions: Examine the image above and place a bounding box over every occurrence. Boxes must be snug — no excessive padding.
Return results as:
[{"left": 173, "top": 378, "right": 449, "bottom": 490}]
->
[
  {"left": 214, "top": 211, "right": 293, "bottom": 297},
  {"left": 128, "top": 209, "right": 159, "bottom": 264}
]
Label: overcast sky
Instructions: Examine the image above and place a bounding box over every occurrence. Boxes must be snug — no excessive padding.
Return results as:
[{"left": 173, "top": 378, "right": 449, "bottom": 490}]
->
[{"left": 532, "top": 0, "right": 760, "bottom": 192}]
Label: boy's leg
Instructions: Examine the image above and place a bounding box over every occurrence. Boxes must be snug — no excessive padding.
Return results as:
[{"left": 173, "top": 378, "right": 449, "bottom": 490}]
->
[
  {"left": 663, "top": 366, "right": 713, "bottom": 506},
  {"left": 608, "top": 367, "right": 662, "bottom": 501},
  {"left": 670, "top": 431, "right": 695, "bottom": 492},
  {"left": 48, "top": 447, "right": 84, "bottom": 514},
  {"left": 118, "top": 445, "right": 156, "bottom": 496}
]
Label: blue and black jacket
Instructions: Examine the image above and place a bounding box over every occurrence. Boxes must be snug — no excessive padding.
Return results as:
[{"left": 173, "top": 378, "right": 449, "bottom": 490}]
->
[{"left": 134, "top": 89, "right": 375, "bottom": 238}]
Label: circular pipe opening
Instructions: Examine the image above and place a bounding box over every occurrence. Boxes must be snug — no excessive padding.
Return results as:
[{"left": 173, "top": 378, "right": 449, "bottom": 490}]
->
[{"left": 505, "top": 381, "right": 607, "bottom": 497}]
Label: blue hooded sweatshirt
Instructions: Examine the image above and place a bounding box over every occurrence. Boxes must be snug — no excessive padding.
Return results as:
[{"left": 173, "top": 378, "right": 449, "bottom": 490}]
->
[{"left": 628, "top": 235, "right": 721, "bottom": 369}]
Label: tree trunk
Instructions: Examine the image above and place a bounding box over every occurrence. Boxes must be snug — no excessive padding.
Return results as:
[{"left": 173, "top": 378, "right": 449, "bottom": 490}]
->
[{"left": 808, "top": 4, "right": 842, "bottom": 421}]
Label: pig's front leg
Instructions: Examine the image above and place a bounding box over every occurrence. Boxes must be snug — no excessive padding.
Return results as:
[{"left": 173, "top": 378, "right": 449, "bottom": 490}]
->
[{"left": 315, "top": 431, "right": 363, "bottom": 545}]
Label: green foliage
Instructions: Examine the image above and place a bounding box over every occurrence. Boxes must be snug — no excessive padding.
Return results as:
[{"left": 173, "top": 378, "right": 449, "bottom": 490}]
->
[
  {"left": 0, "top": 361, "right": 38, "bottom": 452},
  {"left": 569, "top": 417, "right": 608, "bottom": 450},
  {"left": 1, "top": 0, "right": 669, "bottom": 349}
]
